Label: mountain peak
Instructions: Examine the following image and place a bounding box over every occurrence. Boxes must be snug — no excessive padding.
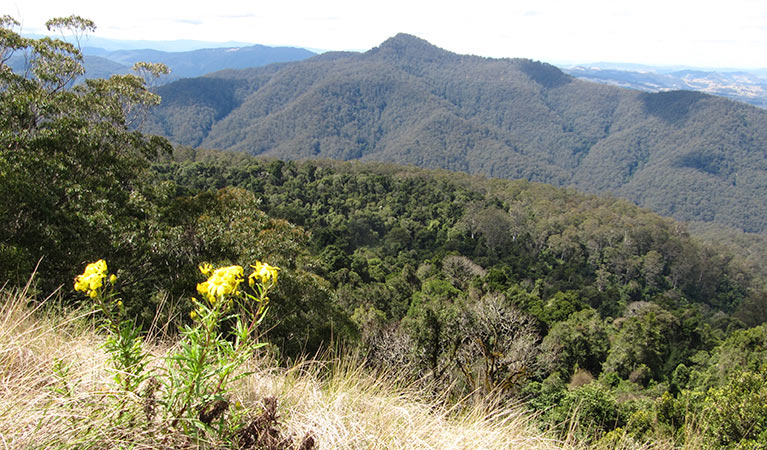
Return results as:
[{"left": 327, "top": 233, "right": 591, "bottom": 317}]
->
[
  {"left": 379, "top": 33, "right": 434, "bottom": 48},
  {"left": 368, "top": 33, "right": 453, "bottom": 62}
]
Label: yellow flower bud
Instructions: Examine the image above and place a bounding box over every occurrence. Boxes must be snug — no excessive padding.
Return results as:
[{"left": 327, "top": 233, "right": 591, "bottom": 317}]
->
[
  {"left": 110, "top": 274, "right": 117, "bottom": 284},
  {"left": 190, "top": 310, "right": 198, "bottom": 320},
  {"left": 198, "top": 262, "right": 213, "bottom": 276}
]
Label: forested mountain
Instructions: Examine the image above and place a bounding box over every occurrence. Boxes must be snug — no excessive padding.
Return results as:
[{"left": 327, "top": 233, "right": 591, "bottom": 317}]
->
[
  {"left": 563, "top": 65, "right": 767, "bottom": 108},
  {"left": 144, "top": 33, "right": 767, "bottom": 234}
]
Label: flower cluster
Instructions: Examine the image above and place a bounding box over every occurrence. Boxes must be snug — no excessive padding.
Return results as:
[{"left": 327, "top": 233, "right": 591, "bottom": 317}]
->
[
  {"left": 196, "top": 265, "right": 244, "bottom": 303},
  {"left": 249, "top": 261, "right": 279, "bottom": 288},
  {"left": 74, "top": 259, "right": 109, "bottom": 298}
]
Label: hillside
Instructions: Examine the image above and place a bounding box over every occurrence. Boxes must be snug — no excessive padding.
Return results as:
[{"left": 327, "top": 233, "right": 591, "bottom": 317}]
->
[
  {"left": 0, "top": 287, "right": 568, "bottom": 450},
  {"left": 145, "top": 33, "right": 767, "bottom": 233}
]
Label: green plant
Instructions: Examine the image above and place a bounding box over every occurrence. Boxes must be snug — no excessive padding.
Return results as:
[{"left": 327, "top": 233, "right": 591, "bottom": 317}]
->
[
  {"left": 75, "top": 259, "right": 149, "bottom": 392},
  {"left": 549, "top": 382, "right": 624, "bottom": 441},
  {"left": 74, "top": 258, "right": 281, "bottom": 445},
  {"left": 161, "top": 262, "right": 277, "bottom": 438},
  {"left": 703, "top": 366, "right": 767, "bottom": 448}
]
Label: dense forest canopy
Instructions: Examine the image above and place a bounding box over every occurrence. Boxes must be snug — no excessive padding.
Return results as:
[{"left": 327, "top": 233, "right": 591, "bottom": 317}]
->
[
  {"left": 144, "top": 33, "right": 767, "bottom": 234},
  {"left": 146, "top": 150, "right": 767, "bottom": 446},
  {"left": 4, "top": 17, "right": 767, "bottom": 448}
]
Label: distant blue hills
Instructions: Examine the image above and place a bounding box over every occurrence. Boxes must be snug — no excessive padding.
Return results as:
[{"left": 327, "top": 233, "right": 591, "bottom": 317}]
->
[
  {"left": 20, "top": 34, "right": 317, "bottom": 82},
  {"left": 562, "top": 63, "right": 767, "bottom": 109},
  {"left": 20, "top": 34, "right": 767, "bottom": 107}
]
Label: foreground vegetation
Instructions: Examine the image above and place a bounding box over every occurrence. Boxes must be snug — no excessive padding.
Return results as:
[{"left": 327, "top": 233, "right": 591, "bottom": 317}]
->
[
  {"left": 1, "top": 283, "right": 576, "bottom": 450},
  {"left": 2, "top": 16, "right": 767, "bottom": 449}
]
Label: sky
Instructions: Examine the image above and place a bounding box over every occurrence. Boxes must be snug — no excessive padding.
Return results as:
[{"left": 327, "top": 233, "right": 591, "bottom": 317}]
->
[{"left": 3, "top": 0, "right": 767, "bottom": 69}]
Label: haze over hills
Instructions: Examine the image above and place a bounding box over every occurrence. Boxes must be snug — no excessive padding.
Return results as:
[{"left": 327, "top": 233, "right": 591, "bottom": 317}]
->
[
  {"left": 13, "top": 35, "right": 316, "bottom": 83},
  {"left": 22, "top": 33, "right": 257, "bottom": 52},
  {"left": 143, "top": 33, "right": 767, "bottom": 234},
  {"left": 82, "top": 45, "right": 316, "bottom": 81},
  {"left": 563, "top": 64, "right": 767, "bottom": 108}
]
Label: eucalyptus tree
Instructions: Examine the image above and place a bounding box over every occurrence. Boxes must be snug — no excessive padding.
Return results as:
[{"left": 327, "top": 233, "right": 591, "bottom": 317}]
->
[{"left": 0, "top": 15, "right": 171, "bottom": 290}]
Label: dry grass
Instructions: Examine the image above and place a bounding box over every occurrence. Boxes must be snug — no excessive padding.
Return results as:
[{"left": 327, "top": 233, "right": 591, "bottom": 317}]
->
[
  {"left": 0, "top": 282, "right": 189, "bottom": 449},
  {"left": 0, "top": 283, "right": 696, "bottom": 450},
  {"left": 234, "top": 356, "right": 571, "bottom": 450}
]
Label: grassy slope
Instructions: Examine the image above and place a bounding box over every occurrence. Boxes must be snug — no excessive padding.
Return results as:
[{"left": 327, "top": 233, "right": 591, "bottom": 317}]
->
[{"left": 1, "top": 285, "right": 580, "bottom": 450}]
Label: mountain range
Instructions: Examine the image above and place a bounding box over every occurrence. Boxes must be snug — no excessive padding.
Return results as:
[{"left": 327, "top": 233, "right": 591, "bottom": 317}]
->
[
  {"left": 82, "top": 45, "right": 316, "bottom": 82},
  {"left": 11, "top": 37, "right": 316, "bottom": 83},
  {"left": 564, "top": 64, "right": 767, "bottom": 108},
  {"left": 142, "top": 33, "right": 767, "bottom": 234}
]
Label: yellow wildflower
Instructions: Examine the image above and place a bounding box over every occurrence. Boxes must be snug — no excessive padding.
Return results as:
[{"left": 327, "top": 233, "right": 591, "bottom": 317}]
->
[
  {"left": 74, "top": 259, "right": 108, "bottom": 297},
  {"left": 197, "top": 265, "right": 244, "bottom": 303},
  {"left": 110, "top": 274, "right": 117, "bottom": 284},
  {"left": 249, "top": 261, "right": 279, "bottom": 287},
  {"left": 190, "top": 310, "right": 198, "bottom": 320}
]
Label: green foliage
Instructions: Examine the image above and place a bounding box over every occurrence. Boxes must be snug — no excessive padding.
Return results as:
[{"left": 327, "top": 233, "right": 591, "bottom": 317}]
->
[
  {"left": 403, "top": 278, "right": 464, "bottom": 380},
  {"left": 540, "top": 290, "right": 586, "bottom": 325},
  {"left": 551, "top": 382, "right": 624, "bottom": 440},
  {"left": 703, "top": 367, "right": 767, "bottom": 448},
  {"left": 74, "top": 258, "right": 279, "bottom": 446},
  {"left": 698, "top": 324, "right": 767, "bottom": 388},
  {"left": 0, "top": 17, "right": 171, "bottom": 291},
  {"left": 144, "top": 34, "right": 767, "bottom": 234},
  {"left": 603, "top": 303, "right": 679, "bottom": 382},
  {"left": 147, "top": 154, "right": 764, "bottom": 416},
  {"left": 542, "top": 308, "right": 609, "bottom": 378}
]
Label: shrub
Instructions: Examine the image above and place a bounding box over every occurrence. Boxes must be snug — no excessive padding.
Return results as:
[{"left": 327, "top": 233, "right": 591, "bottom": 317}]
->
[{"left": 703, "top": 366, "right": 767, "bottom": 448}]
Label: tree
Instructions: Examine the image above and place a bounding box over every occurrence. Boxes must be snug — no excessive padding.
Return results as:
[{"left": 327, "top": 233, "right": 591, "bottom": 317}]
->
[
  {"left": 459, "top": 204, "right": 512, "bottom": 254},
  {"left": 542, "top": 308, "right": 609, "bottom": 378},
  {"left": 454, "top": 293, "right": 541, "bottom": 395},
  {"left": 403, "top": 278, "right": 464, "bottom": 382},
  {"left": 703, "top": 367, "right": 767, "bottom": 447},
  {"left": 603, "top": 302, "right": 678, "bottom": 381},
  {"left": 0, "top": 16, "right": 171, "bottom": 290}
]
